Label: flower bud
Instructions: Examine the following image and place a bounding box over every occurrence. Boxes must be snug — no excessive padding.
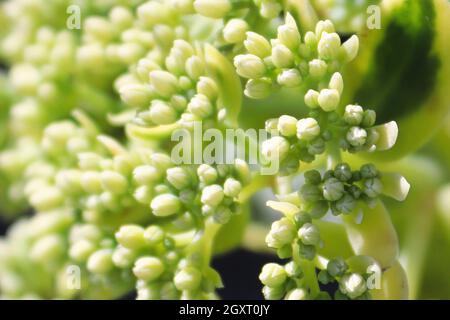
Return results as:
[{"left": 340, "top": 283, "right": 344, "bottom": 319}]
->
[
  {"left": 223, "top": 178, "right": 242, "bottom": 198},
  {"left": 262, "top": 285, "right": 285, "bottom": 300},
  {"left": 244, "top": 78, "right": 272, "bottom": 99},
  {"left": 277, "top": 69, "right": 302, "bottom": 87},
  {"left": 304, "top": 170, "right": 322, "bottom": 185},
  {"left": 339, "top": 273, "right": 366, "bottom": 299},
  {"left": 268, "top": 218, "right": 296, "bottom": 247},
  {"left": 322, "top": 177, "right": 344, "bottom": 201},
  {"left": 30, "top": 234, "right": 64, "bottom": 263},
  {"left": 327, "top": 258, "right": 348, "bottom": 277},
  {"left": 115, "top": 225, "right": 146, "bottom": 249},
  {"left": 223, "top": 19, "right": 249, "bottom": 44},
  {"left": 144, "top": 225, "right": 165, "bottom": 245},
  {"left": 166, "top": 167, "right": 190, "bottom": 190},
  {"left": 194, "top": 0, "right": 231, "bottom": 19},
  {"left": 87, "top": 249, "right": 114, "bottom": 274},
  {"left": 346, "top": 127, "right": 367, "bottom": 147},
  {"left": 361, "top": 110, "right": 376, "bottom": 127},
  {"left": 336, "top": 194, "right": 356, "bottom": 214},
  {"left": 149, "top": 70, "right": 178, "bottom": 97},
  {"left": 133, "top": 257, "right": 165, "bottom": 281},
  {"left": 197, "top": 77, "right": 219, "bottom": 100},
  {"left": 308, "top": 59, "right": 327, "bottom": 78},
  {"left": 334, "top": 163, "right": 352, "bottom": 182},
  {"left": 100, "top": 170, "right": 128, "bottom": 194},
  {"left": 284, "top": 261, "right": 302, "bottom": 278},
  {"left": 234, "top": 54, "right": 266, "bottom": 79},
  {"left": 185, "top": 56, "right": 205, "bottom": 80},
  {"left": 277, "top": 16, "right": 300, "bottom": 49},
  {"left": 81, "top": 171, "right": 103, "bottom": 194},
  {"left": 187, "top": 94, "right": 213, "bottom": 118},
  {"left": 285, "top": 288, "right": 308, "bottom": 300},
  {"left": 304, "top": 90, "right": 319, "bottom": 108},
  {"left": 201, "top": 184, "right": 224, "bottom": 207},
  {"left": 341, "top": 35, "right": 359, "bottom": 63},
  {"left": 298, "top": 223, "right": 320, "bottom": 246},
  {"left": 318, "top": 89, "right": 340, "bottom": 112},
  {"left": 259, "top": 0, "right": 282, "bottom": 19},
  {"left": 344, "top": 105, "right": 364, "bottom": 126},
  {"left": 112, "top": 246, "right": 136, "bottom": 268},
  {"left": 271, "top": 44, "right": 294, "bottom": 68},
  {"left": 259, "top": 263, "right": 287, "bottom": 287},
  {"left": 318, "top": 32, "right": 341, "bottom": 60},
  {"left": 174, "top": 267, "right": 202, "bottom": 291},
  {"left": 329, "top": 72, "right": 344, "bottom": 94},
  {"left": 133, "top": 165, "right": 160, "bottom": 185},
  {"left": 69, "top": 239, "right": 96, "bottom": 262},
  {"left": 261, "top": 136, "right": 290, "bottom": 161},
  {"left": 244, "top": 32, "right": 272, "bottom": 58},
  {"left": 119, "top": 83, "right": 152, "bottom": 108},
  {"left": 297, "top": 118, "right": 320, "bottom": 141},
  {"left": 299, "top": 183, "right": 322, "bottom": 202},
  {"left": 360, "top": 164, "right": 378, "bottom": 179},
  {"left": 363, "top": 178, "right": 383, "bottom": 198},
  {"left": 277, "top": 115, "right": 298, "bottom": 137},
  {"left": 197, "top": 164, "right": 218, "bottom": 184},
  {"left": 151, "top": 194, "right": 181, "bottom": 217}
]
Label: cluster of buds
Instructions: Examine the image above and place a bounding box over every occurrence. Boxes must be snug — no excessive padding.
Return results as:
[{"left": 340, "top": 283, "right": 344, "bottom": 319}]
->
[{"left": 233, "top": 15, "right": 359, "bottom": 99}]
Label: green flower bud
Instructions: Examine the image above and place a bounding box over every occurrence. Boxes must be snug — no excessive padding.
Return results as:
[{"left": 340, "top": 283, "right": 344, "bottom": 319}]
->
[
  {"left": 318, "top": 32, "right": 341, "bottom": 60},
  {"left": 339, "top": 273, "right": 366, "bottom": 299},
  {"left": 308, "top": 138, "right": 325, "bottom": 155},
  {"left": 277, "top": 115, "right": 298, "bottom": 137},
  {"left": 149, "top": 100, "right": 177, "bottom": 125},
  {"left": 87, "top": 249, "right": 114, "bottom": 274},
  {"left": 297, "top": 118, "right": 320, "bottom": 141},
  {"left": 318, "top": 270, "right": 333, "bottom": 285},
  {"left": 277, "top": 15, "right": 301, "bottom": 49},
  {"left": 285, "top": 261, "right": 302, "bottom": 278},
  {"left": 310, "top": 201, "right": 329, "bottom": 219},
  {"left": 30, "top": 234, "right": 64, "bottom": 263},
  {"left": 81, "top": 171, "right": 103, "bottom": 194},
  {"left": 308, "top": 59, "right": 327, "bottom": 78},
  {"left": 143, "top": 225, "right": 165, "bottom": 245},
  {"left": 197, "top": 76, "right": 219, "bottom": 100},
  {"left": 223, "top": 19, "right": 249, "bottom": 44},
  {"left": 149, "top": 70, "right": 178, "bottom": 97},
  {"left": 304, "top": 90, "right": 320, "bottom": 108},
  {"left": 327, "top": 258, "right": 348, "bottom": 277},
  {"left": 115, "top": 225, "right": 146, "bottom": 249},
  {"left": 259, "top": 263, "right": 287, "bottom": 287},
  {"left": 112, "top": 245, "right": 136, "bottom": 269},
  {"left": 363, "top": 178, "right": 383, "bottom": 198},
  {"left": 346, "top": 127, "right": 367, "bottom": 147},
  {"left": 334, "top": 163, "right": 352, "bottom": 182},
  {"left": 223, "top": 178, "right": 242, "bottom": 198},
  {"left": 304, "top": 170, "right": 322, "bottom": 185},
  {"left": 285, "top": 288, "right": 308, "bottom": 300},
  {"left": 133, "top": 257, "right": 165, "bottom": 281},
  {"left": 213, "top": 206, "right": 232, "bottom": 224},
  {"left": 69, "top": 240, "right": 96, "bottom": 262},
  {"left": 262, "top": 285, "right": 285, "bottom": 300},
  {"left": 201, "top": 184, "right": 224, "bottom": 207},
  {"left": 194, "top": 0, "right": 231, "bottom": 19},
  {"left": 318, "top": 89, "right": 340, "bottom": 112},
  {"left": 262, "top": 136, "right": 290, "bottom": 161},
  {"left": 298, "top": 223, "right": 320, "bottom": 246},
  {"left": 268, "top": 218, "right": 296, "bottom": 248},
  {"left": 298, "top": 243, "right": 316, "bottom": 260},
  {"left": 151, "top": 194, "right": 181, "bottom": 217},
  {"left": 277, "top": 69, "right": 302, "bottom": 87},
  {"left": 361, "top": 110, "right": 376, "bottom": 127},
  {"left": 174, "top": 267, "right": 202, "bottom": 291},
  {"left": 160, "top": 281, "right": 179, "bottom": 300},
  {"left": 272, "top": 44, "right": 294, "bottom": 68},
  {"left": 299, "top": 183, "right": 322, "bottom": 202},
  {"left": 244, "top": 32, "right": 272, "bottom": 58},
  {"left": 360, "top": 163, "right": 378, "bottom": 179},
  {"left": 322, "top": 178, "right": 344, "bottom": 201},
  {"left": 234, "top": 54, "right": 266, "bottom": 79},
  {"left": 187, "top": 94, "right": 213, "bottom": 118},
  {"left": 344, "top": 105, "right": 364, "bottom": 126},
  {"left": 166, "top": 167, "right": 190, "bottom": 190},
  {"left": 244, "top": 78, "right": 272, "bottom": 99},
  {"left": 119, "top": 83, "right": 152, "bottom": 108},
  {"left": 100, "top": 170, "right": 128, "bottom": 194},
  {"left": 335, "top": 194, "right": 356, "bottom": 214}
]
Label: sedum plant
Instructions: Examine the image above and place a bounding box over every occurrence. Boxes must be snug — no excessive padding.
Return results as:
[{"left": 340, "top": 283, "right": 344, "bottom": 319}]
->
[{"left": 0, "top": 0, "right": 449, "bottom": 300}]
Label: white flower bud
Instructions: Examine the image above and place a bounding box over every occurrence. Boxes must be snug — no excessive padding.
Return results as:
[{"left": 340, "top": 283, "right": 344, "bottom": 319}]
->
[
  {"left": 201, "top": 184, "right": 224, "bottom": 207},
  {"left": 259, "top": 263, "right": 287, "bottom": 287},
  {"left": 87, "top": 249, "right": 114, "bottom": 274},
  {"left": 133, "top": 257, "right": 165, "bottom": 281},
  {"left": 133, "top": 165, "right": 161, "bottom": 185},
  {"left": 244, "top": 32, "right": 272, "bottom": 58},
  {"left": 261, "top": 136, "right": 290, "bottom": 161},
  {"left": 277, "top": 14, "right": 300, "bottom": 49},
  {"left": 137, "top": 1, "right": 173, "bottom": 26},
  {"left": 194, "top": 0, "right": 231, "bottom": 19},
  {"left": 339, "top": 273, "right": 366, "bottom": 299},
  {"left": 187, "top": 94, "right": 213, "bottom": 118},
  {"left": 30, "top": 234, "right": 64, "bottom": 263},
  {"left": 329, "top": 72, "right": 344, "bottom": 94},
  {"left": 116, "top": 225, "right": 146, "bottom": 249},
  {"left": 268, "top": 218, "right": 296, "bottom": 247},
  {"left": 197, "top": 164, "right": 218, "bottom": 184},
  {"left": 29, "top": 186, "right": 64, "bottom": 212},
  {"left": 119, "top": 83, "right": 152, "bottom": 108},
  {"left": 223, "top": 178, "right": 242, "bottom": 197},
  {"left": 149, "top": 70, "right": 178, "bottom": 97},
  {"left": 260, "top": 1, "right": 282, "bottom": 19},
  {"left": 318, "top": 32, "right": 341, "bottom": 60},
  {"left": 297, "top": 118, "right": 320, "bottom": 141},
  {"left": 166, "top": 167, "right": 190, "bottom": 190},
  {"left": 341, "top": 35, "right": 359, "bottom": 63},
  {"left": 112, "top": 246, "right": 136, "bottom": 268},
  {"left": 298, "top": 223, "right": 320, "bottom": 246},
  {"left": 81, "top": 171, "right": 103, "bottom": 194},
  {"left": 347, "top": 126, "right": 367, "bottom": 147},
  {"left": 344, "top": 105, "right": 364, "bottom": 126},
  {"left": 234, "top": 54, "right": 266, "bottom": 79},
  {"left": 197, "top": 77, "right": 219, "bottom": 100},
  {"left": 271, "top": 44, "right": 294, "bottom": 68},
  {"left": 308, "top": 59, "right": 327, "bottom": 78},
  {"left": 174, "top": 267, "right": 202, "bottom": 291},
  {"left": 185, "top": 56, "right": 205, "bottom": 80},
  {"left": 277, "top": 115, "right": 298, "bottom": 137},
  {"left": 244, "top": 78, "right": 272, "bottom": 99},
  {"left": 69, "top": 239, "right": 96, "bottom": 262},
  {"left": 285, "top": 288, "right": 308, "bottom": 300},
  {"left": 223, "top": 19, "right": 249, "bottom": 44},
  {"left": 144, "top": 225, "right": 165, "bottom": 245},
  {"left": 100, "top": 170, "right": 128, "bottom": 194},
  {"left": 304, "top": 90, "right": 320, "bottom": 108},
  {"left": 315, "top": 20, "right": 335, "bottom": 37},
  {"left": 318, "top": 89, "right": 340, "bottom": 112},
  {"left": 277, "top": 69, "right": 302, "bottom": 87},
  {"left": 151, "top": 194, "right": 181, "bottom": 217},
  {"left": 149, "top": 100, "right": 177, "bottom": 125}
]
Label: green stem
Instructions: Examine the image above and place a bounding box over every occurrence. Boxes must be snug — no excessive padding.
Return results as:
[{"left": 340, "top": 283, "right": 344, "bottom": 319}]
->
[{"left": 293, "top": 242, "right": 320, "bottom": 298}]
